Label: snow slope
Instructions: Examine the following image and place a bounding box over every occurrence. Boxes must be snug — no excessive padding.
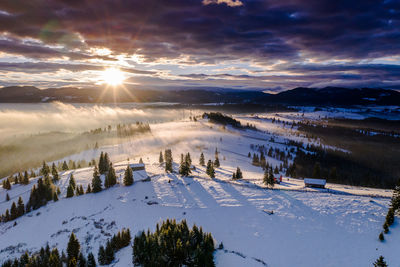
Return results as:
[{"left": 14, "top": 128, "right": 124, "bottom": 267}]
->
[{"left": 0, "top": 116, "right": 398, "bottom": 266}]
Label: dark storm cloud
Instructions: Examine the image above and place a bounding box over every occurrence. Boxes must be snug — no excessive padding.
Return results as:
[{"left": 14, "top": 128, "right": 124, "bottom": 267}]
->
[
  {"left": 1, "top": 0, "right": 399, "bottom": 61},
  {"left": 182, "top": 63, "right": 400, "bottom": 80},
  {"left": 178, "top": 63, "right": 400, "bottom": 89},
  {"left": 0, "top": 0, "right": 399, "bottom": 89}
]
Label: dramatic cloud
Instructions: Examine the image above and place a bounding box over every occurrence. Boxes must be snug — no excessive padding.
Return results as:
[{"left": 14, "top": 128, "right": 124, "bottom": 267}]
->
[
  {"left": 202, "top": 0, "right": 243, "bottom": 7},
  {"left": 0, "top": 0, "right": 399, "bottom": 90},
  {"left": 0, "top": 62, "right": 157, "bottom": 75}
]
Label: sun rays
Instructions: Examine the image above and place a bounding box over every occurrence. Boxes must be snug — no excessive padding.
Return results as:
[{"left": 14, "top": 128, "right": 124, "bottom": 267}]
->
[{"left": 101, "top": 67, "right": 125, "bottom": 86}]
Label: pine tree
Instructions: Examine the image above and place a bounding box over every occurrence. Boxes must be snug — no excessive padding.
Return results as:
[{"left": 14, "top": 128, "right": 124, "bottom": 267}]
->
[
  {"left": 52, "top": 163, "right": 59, "bottom": 182},
  {"left": 199, "top": 152, "right": 205, "bottom": 166},
  {"left": 3, "top": 178, "right": 11, "bottom": 190},
  {"left": 67, "top": 233, "right": 80, "bottom": 264},
  {"left": 105, "top": 241, "right": 115, "bottom": 264},
  {"left": 4, "top": 209, "right": 10, "bottom": 222},
  {"left": 69, "top": 174, "right": 76, "bottom": 189},
  {"left": 105, "top": 163, "right": 116, "bottom": 188},
  {"left": 214, "top": 155, "right": 220, "bottom": 168},
  {"left": 186, "top": 152, "right": 192, "bottom": 166},
  {"left": 23, "top": 171, "right": 29, "bottom": 185},
  {"left": 49, "top": 248, "right": 61, "bottom": 266},
  {"left": 62, "top": 161, "right": 69, "bottom": 171},
  {"left": 165, "top": 149, "right": 173, "bottom": 172},
  {"left": 10, "top": 202, "right": 18, "bottom": 220},
  {"left": 159, "top": 151, "right": 164, "bottom": 163},
  {"left": 379, "top": 232, "right": 384, "bottom": 242},
  {"left": 25, "top": 177, "right": 54, "bottom": 211},
  {"left": 104, "top": 153, "right": 110, "bottom": 172},
  {"left": 86, "top": 184, "right": 92, "bottom": 194},
  {"left": 53, "top": 192, "right": 59, "bottom": 202},
  {"left": 80, "top": 185, "right": 84, "bottom": 195},
  {"left": 264, "top": 168, "right": 275, "bottom": 187},
  {"left": 98, "top": 245, "right": 106, "bottom": 265},
  {"left": 374, "top": 256, "right": 388, "bottom": 267},
  {"left": 77, "top": 252, "right": 87, "bottom": 267},
  {"left": 87, "top": 252, "right": 96, "bottom": 267},
  {"left": 179, "top": 154, "right": 191, "bottom": 177},
  {"left": 14, "top": 173, "right": 20, "bottom": 184},
  {"left": 269, "top": 168, "right": 275, "bottom": 187},
  {"left": 206, "top": 160, "right": 215, "bottom": 178},
  {"left": 75, "top": 185, "right": 84, "bottom": 196},
  {"left": 235, "top": 167, "right": 243, "bottom": 179},
  {"left": 98, "top": 151, "right": 105, "bottom": 174},
  {"left": 6, "top": 193, "right": 10, "bottom": 202},
  {"left": 66, "top": 185, "right": 74, "bottom": 198},
  {"left": 385, "top": 208, "right": 395, "bottom": 226},
  {"left": 92, "top": 166, "right": 102, "bottom": 193},
  {"left": 40, "top": 161, "right": 50, "bottom": 177},
  {"left": 124, "top": 165, "right": 134, "bottom": 186},
  {"left": 263, "top": 169, "right": 268, "bottom": 184},
  {"left": 69, "top": 257, "right": 77, "bottom": 267},
  {"left": 252, "top": 153, "right": 259, "bottom": 166},
  {"left": 98, "top": 152, "right": 110, "bottom": 175},
  {"left": 390, "top": 179, "right": 400, "bottom": 211},
  {"left": 44, "top": 175, "right": 54, "bottom": 201},
  {"left": 17, "top": 197, "right": 24, "bottom": 217},
  {"left": 248, "top": 152, "right": 251, "bottom": 158},
  {"left": 383, "top": 223, "right": 389, "bottom": 234}
]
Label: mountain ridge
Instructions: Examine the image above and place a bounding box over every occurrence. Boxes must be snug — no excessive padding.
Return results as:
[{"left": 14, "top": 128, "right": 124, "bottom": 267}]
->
[{"left": 0, "top": 86, "right": 399, "bottom": 106}]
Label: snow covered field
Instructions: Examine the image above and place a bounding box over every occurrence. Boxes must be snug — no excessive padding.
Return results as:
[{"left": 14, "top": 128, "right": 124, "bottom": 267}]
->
[{"left": 0, "top": 114, "right": 398, "bottom": 266}]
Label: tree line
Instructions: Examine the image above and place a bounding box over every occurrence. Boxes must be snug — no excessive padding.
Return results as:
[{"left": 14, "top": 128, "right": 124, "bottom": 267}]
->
[
  {"left": 98, "top": 229, "right": 131, "bottom": 265},
  {"left": 2, "top": 219, "right": 216, "bottom": 267},
  {"left": 1, "top": 152, "right": 137, "bottom": 223},
  {"left": 203, "top": 112, "right": 256, "bottom": 130},
  {"left": 379, "top": 180, "right": 400, "bottom": 242},
  {"left": 133, "top": 219, "right": 215, "bottom": 266}
]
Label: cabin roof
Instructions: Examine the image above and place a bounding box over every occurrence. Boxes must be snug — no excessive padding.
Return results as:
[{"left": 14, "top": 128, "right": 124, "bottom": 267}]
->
[
  {"left": 304, "top": 178, "right": 326, "bottom": 185},
  {"left": 129, "top": 163, "right": 145, "bottom": 167}
]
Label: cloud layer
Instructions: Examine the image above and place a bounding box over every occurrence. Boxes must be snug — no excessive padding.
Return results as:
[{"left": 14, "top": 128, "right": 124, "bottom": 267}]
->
[{"left": 0, "top": 0, "right": 399, "bottom": 90}]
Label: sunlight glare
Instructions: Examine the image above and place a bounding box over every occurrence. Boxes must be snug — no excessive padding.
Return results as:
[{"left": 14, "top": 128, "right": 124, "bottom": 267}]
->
[{"left": 101, "top": 68, "right": 125, "bottom": 86}]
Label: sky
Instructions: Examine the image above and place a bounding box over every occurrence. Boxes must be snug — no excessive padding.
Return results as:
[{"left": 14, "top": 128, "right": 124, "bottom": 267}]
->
[{"left": 0, "top": 0, "right": 399, "bottom": 92}]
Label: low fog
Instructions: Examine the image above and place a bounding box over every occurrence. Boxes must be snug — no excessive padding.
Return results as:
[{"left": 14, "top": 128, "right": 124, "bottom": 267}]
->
[
  {"left": 0, "top": 102, "right": 199, "bottom": 177},
  {"left": 0, "top": 102, "right": 193, "bottom": 140}
]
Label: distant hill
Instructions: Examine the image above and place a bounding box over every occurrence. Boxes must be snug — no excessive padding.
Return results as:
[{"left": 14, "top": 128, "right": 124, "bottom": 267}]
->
[
  {"left": 0, "top": 86, "right": 399, "bottom": 106},
  {"left": 264, "top": 87, "right": 400, "bottom": 106}
]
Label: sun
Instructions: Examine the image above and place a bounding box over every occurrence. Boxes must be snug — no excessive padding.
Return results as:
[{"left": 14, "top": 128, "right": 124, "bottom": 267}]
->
[{"left": 101, "top": 68, "right": 125, "bottom": 86}]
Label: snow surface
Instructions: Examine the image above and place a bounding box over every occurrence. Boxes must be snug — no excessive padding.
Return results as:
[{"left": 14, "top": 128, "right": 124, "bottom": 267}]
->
[{"left": 0, "top": 115, "right": 398, "bottom": 266}]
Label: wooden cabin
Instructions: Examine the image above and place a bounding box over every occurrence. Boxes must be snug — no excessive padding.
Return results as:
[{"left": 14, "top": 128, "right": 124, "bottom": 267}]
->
[
  {"left": 304, "top": 178, "right": 326, "bottom": 188},
  {"left": 129, "top": 163, "right": 145, "bottom": 171}
]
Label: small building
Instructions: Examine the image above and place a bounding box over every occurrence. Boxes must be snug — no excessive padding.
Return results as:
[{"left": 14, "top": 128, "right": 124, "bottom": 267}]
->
[
  {"left": 129, "top": 163, "right": 145, "bottom": 171},
  {"left": 304, "top": 178, "right": 326, "bottom": 188},
  {"left": 274, "top": 175, "right": 283, "bottom": 184}
]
